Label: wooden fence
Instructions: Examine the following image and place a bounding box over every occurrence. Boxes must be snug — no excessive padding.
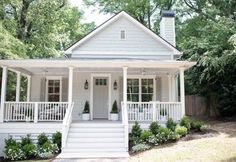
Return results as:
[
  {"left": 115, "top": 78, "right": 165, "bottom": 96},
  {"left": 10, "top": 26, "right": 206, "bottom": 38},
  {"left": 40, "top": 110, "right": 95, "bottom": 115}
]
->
[{"left": 185, "top": 95, "right": 207, "bottom": 116}]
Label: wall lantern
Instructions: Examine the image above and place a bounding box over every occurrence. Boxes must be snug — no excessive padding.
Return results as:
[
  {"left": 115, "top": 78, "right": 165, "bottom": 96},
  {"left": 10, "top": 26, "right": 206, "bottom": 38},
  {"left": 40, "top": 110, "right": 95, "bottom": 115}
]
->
[
  {"left": 113, "top": 80, "right": 118, "bottom": 90},
  {"left": 84, "top": 80, "right": 89, "bottom": 90}
]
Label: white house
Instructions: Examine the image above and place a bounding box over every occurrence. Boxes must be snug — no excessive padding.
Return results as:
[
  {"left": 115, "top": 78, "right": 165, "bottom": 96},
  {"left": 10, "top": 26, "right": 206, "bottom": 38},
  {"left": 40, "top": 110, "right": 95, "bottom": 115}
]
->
[{"left": 0, "top": 11, "right": 195, "bottom": 158}]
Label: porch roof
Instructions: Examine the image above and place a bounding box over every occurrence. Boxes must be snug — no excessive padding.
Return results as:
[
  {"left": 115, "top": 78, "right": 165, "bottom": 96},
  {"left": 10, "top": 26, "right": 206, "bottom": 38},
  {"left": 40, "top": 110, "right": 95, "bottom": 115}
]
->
[{"left": 0, "top": 58, "right": 196, "bottom": 69}]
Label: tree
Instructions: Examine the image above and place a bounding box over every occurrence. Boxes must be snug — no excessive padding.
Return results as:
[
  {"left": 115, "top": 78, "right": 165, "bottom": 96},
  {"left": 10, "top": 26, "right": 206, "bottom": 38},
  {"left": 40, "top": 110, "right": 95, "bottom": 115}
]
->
[{"left": 84, "top": 0, "right": 176, "bottom": 29}]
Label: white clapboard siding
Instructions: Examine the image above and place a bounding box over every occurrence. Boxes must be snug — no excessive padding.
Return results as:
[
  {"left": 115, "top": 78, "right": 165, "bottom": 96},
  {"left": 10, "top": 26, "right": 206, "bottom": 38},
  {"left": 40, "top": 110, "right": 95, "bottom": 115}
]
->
[{"left": 72, "top": 17, "right": 173, "bottom": 57}]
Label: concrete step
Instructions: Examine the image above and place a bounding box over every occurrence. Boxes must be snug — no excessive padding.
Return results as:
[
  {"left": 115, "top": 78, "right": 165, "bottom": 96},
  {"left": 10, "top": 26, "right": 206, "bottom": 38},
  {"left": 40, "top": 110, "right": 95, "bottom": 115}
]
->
[
  {"left": 69, "top": 128, "right": 124, "bottom": 133},
  {"left": 70, "top": 123, "right": 123, "bottom": 128},
  {"left": 68, "top": 132, "right": 124, "bottom": 138},
  {"left": 57, "top": 152, "right": 129, "bottom": 158},
  {"left": 62, "top": 148, "right": 127, "bottom": 153},
  {"left": 67, "top": 137, "right": 124, "bottom": 143},
  {"left": 66, "top": 142, "right": 124, "bottom": 148}
]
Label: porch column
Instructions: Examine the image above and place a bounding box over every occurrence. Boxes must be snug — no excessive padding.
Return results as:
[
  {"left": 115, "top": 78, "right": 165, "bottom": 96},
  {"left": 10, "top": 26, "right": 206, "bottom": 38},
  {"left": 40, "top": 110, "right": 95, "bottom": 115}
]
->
[
  {"left": 179, "top": 68, "right": 185, "bottom": 117},
  {"left": 123, "top": 66, "right": 128, "bottom": 110},
  {"left": 68, "top": 67, "right": 74, "bottom": 103},
  {"left": 0, "top": 66, "right": 8, "bottom": 122},
  {"left": 27, "top": 75, "right": 31, "bottom": 102},
  {"left": 168, "top": 75, "right": 172, "bottom": 101},
  {"left": 16, "top": 72, "right": 21, "bottom": 102}
]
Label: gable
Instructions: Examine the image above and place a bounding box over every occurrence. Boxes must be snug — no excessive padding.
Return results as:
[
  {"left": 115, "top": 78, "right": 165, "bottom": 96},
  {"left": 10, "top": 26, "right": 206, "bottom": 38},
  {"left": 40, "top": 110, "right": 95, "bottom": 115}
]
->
[{"left": 66, "top": 12, "right": 181, "bottom": 60}]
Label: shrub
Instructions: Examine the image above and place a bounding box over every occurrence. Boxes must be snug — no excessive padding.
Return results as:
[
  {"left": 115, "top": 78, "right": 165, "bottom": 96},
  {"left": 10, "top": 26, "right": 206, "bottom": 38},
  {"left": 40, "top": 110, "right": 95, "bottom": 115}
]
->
[
  {"left": 37, "top": 133, "right": 49, "bottom": 147},
  {"left": 175, "top": 126, "right": 188, "bottom": 137},
  {"left": 140, "top": 130, "right": 152, "bottom": 142},
  {"left": 38, "top": 141, "right": 59, "bottom": 155},
  {"left": 132, "top": 143, "right": 150, "bottom": 153},
  {"left": 130, "top": 121, "right": 142, "bottom": 144},
  {"left": 200, "top": 125, "right": 208, "bottom": 132},
  {"left": 111, "top": 100, "right": 118, "bottom": 113},
  {"left": 21, "top": 134, "right": 32, "bottom": 147},
  {"left": 5, "top": 136, "right": 17, "bottom": 147},
  {"left": 52, "top": 132, "right": 61, "bottom": 151},
  {"left": 22, "top": 143, "right": 37, "bottom": 158},
  {"left": 149, "top": 122, "right": 160, "bottom": 135},
  {"left": 38, "top": 152, "right": 54, "bottom": 159},
  {"left": 180, "top": 116, "right": 191, "bottom": 131},
  {"left": 191, "top": 120, "right": 205, "bottom": 131},
  {"left": 83, "top": 101, "right": 90, "bottom": 113},
  {"left": 166, "top": 118, "right": 177, "bottom": 131},
  {"left": 5, "top": 145, "right": 26, "bottom": 160}
]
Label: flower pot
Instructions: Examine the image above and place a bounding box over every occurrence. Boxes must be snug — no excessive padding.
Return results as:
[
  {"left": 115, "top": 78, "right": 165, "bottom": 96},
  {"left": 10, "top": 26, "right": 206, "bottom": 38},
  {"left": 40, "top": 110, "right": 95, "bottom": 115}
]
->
[
  {"left": 110, "top": 113, "right": 118, "bottom": 121},
  {"left": 26, "top": 116, "right": 31, "bottom": 122},
  {"left": 82, "top": 113, "right": 90, "bottom": 120}
]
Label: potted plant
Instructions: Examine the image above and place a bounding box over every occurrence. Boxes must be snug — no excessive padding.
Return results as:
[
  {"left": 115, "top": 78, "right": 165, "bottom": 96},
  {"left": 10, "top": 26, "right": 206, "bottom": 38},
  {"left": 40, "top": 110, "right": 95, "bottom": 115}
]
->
[
  {"left": 160, "top": 107, "right": 168, "bottom": 121},
  {"left": 82, "top": 101, "right": 90, "bottom": 120},
  {"left": 110, "top": 100, "right": 119, "bottom": 121},
  {"left": 25, "top": 108, "right": 33, "bottom": 122}
]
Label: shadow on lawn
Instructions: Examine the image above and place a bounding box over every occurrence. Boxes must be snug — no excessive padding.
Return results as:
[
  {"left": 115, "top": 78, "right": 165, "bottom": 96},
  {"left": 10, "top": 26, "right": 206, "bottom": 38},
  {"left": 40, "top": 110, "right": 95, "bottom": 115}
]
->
[{"left": 220, "top": 156, "right": 236, "bottom": 162}]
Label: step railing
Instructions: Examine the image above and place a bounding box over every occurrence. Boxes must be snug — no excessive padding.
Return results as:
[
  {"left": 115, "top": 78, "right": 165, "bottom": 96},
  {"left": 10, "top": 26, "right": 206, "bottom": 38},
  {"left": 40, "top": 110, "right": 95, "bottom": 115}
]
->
[
  {"left": 62, "top": 102, "right": 74, "bottom": 149},
  {"left": 121, "top": 102, "right": 129, "bottom": 151},
  {"left": 4, "top": 102, "right": 69, "bottom": 122}
]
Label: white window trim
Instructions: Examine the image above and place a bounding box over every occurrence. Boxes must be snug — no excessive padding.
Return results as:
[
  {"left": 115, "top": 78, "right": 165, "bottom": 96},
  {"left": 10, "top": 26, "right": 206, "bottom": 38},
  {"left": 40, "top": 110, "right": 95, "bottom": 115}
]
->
[
  {"left": 127, "top": 75, "right": 156, "bottom": 102},
  {"left": 45, "top": 76, "right": 62, "bottom": 102}
]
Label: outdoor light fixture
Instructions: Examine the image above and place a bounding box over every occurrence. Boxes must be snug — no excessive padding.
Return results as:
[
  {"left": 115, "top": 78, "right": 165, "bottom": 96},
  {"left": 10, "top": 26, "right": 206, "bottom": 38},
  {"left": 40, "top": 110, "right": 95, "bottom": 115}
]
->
[
  {"left": 113, "top": 80, "right": 117, "bottom": 90},
  {"left": 84, "top": 80, "right": 89, "bottom": 90}
]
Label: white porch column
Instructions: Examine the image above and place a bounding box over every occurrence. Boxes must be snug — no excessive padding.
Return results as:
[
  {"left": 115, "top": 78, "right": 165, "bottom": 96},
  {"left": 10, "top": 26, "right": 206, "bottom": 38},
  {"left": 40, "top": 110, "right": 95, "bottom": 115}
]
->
[
  {"left": 179, "top": 68, "right": 185, "bottom": 117},
  {"left": 27, "top": 75, "right": 31, "bottom": 102},
  {"left": 123, "top": 66, "right": 128, "bottom": 110},
  {"left": 168, "top": 75, "right": 172, "bottom": 102},
  {"left": 0, "top": 66, "right": 8, "bottom": 122},
  {"left": 68, "top": 67, "right": 74, "bottom": 103},
  {"left": 16, "top": 72, "right": 21, "bottom": 102}
]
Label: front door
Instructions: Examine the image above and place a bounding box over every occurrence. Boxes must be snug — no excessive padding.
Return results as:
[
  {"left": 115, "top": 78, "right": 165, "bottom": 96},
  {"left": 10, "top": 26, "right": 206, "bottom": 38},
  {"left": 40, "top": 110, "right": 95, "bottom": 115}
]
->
[{"left": 93, "top": 77, "right": 109, "bottom": 119}]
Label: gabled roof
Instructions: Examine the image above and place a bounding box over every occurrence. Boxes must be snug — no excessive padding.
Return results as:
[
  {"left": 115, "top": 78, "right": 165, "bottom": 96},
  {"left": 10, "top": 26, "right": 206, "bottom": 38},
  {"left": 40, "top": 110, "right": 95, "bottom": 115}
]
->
[{"left": 65, "top": 11, "right": 181, "bottom": 55}]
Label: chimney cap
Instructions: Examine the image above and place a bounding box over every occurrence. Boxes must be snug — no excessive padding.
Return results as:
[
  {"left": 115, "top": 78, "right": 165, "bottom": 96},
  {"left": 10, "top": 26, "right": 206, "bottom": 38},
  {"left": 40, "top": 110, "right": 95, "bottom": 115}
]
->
[{"left": 161, "top": 10, "right": 175, "bottom": 18}]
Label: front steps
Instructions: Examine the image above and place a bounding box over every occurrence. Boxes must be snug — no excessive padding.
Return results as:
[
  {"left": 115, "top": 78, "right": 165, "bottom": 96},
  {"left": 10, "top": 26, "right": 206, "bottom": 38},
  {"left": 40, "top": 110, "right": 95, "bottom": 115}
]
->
[{"left": 57, "top": 122, "right": 129, "bottom": 159}]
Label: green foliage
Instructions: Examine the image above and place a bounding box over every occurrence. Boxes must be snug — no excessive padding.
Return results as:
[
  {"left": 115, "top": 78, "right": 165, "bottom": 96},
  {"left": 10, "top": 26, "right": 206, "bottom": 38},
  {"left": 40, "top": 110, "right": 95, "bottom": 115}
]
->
[
  {"left": 52, "top": 132, "right": 62, "bottom": 151},
  {"left": 22, "top": 144, "right": 37, "bottom": 159},
  {"left": 149, "top": 122, "right": 160, "bottom": 135},
  {"left": 4, "top": 145, "right": 26, "bottom": 161},
  {"left": 83, "top": 101, "right": 90, "bottom": 113},
  {"left": 5, "top": 136, "right": 17, "bottom": 147},
  {"left": 191, "top": 120, "right": 205, "bottom": 131},
  {"left": 130, "top": 121, "right": 142, "bottom": 144},
  {"left": 111, "top": 100, "right": 118, "bottom": 113},
  {"left": 166, "top": 118, "right": 177, "bottom": 131},
  {"left": 200, "top": 125, "right": 208, "bottom": 132},
  {"left": 140, "top": 130, "right": 153, "bottom": 142},
  {"left": 180, "top": 116, "right": 191, "bottom": 131},
  {"left": 38, "top": 141, "right": 59, "bottom": 154},
  {"left": 21, "top": 134, "right": 32, "bottom": 147},
  {"left": 175, "top": 126, "right": 188, "bottom": 137},
  {"left": 37, "top": 133, "right": 49, "bottom": 147},
  {"left": 131, "top": 143, "right": 151, "bottom": 153}
]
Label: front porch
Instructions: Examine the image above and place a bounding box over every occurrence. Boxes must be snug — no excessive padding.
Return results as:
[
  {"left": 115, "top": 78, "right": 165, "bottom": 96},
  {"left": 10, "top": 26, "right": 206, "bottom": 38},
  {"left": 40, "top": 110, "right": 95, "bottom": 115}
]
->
[{"left": 0, "top": 59, "right": 191, "bottom": 123}]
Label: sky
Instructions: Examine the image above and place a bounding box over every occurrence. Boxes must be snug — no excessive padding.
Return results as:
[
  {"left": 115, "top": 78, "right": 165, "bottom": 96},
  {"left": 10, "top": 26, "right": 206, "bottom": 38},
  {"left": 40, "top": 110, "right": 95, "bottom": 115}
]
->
[{"left": 69, "top": 0, "right": 111, "bottom": 26}]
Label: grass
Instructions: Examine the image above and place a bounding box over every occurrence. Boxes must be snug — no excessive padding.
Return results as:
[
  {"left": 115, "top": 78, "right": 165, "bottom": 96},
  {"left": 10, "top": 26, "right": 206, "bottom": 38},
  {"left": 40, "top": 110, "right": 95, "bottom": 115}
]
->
[
  {"left": 15, "top": 160, "right": 49, "bottom": 162},
  {"left": 129, "top": 121, "right": 236, "bottom": 162}
]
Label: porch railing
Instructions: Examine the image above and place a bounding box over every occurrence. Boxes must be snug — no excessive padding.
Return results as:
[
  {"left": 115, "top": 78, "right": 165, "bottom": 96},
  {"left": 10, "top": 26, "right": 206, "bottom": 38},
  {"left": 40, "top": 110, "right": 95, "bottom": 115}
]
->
[
  {"left": 4, "top": 102, "right": 70, "bottom": 122},
  {"left": 125, "top": 101, "right": 182, "bottom": 122}
]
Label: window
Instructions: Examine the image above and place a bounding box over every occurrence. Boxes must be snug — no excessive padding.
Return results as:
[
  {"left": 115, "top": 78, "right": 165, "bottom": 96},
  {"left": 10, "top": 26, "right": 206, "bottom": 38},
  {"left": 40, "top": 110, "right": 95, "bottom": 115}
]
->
[
  {"left": 120, "top": 30, "right": 125, "bottom": 39},
  {"left": 141, "top": 79, "right": 153, "bottom": 102},
  {"left": 47, "top": 79, "right": 61, "bottom": 102},
  {"left": 127, "top": 79, "right": 139, "bottom": 102},
  {"left": 127, "top": 78, "right": 154, "bottom": 102},
  {"left": 95, "top": 79, "right": 107, "bottom": 86}
]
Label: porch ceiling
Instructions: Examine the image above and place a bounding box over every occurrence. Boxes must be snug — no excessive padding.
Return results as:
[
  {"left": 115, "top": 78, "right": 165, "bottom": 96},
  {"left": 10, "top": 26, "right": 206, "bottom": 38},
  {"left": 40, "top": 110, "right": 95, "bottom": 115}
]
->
[{"left": 0, "top": 59, "right": 196, "bottom": 76}]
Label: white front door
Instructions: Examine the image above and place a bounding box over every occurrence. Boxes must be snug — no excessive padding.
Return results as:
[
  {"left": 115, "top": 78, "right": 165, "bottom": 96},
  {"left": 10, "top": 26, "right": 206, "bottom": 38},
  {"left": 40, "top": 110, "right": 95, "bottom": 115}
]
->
[{"left": 93, "top": 77, "right": 109, "bottom": 119}]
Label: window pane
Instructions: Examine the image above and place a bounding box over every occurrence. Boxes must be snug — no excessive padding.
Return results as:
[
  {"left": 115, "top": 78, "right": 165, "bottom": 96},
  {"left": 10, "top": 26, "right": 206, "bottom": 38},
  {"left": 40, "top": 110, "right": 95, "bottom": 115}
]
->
[
  {"left": 49, "top": 80, "right": 54, "bottom": 86},
  {"left": 142, "top": 94, "right": 153, "bottom": 102},
  {"left": 48, "top": 87, "right": 54, "bottom": 93},
  {"left": 132, "top": 86, "right": 139, "bottom": 93},
  {"left": 142, "top": 85, "right": 148, "bottom": 93},
  {"left": 55, "top": 87, "right": 60, "bottom": 93},
  {"left": 54, "top": 80, "right": 60, "bottom": 86}
]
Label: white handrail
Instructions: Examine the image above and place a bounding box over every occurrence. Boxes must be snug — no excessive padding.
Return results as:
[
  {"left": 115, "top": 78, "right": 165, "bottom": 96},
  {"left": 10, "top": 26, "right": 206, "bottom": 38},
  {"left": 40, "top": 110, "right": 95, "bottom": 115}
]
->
[
  {"left": 62, "top": 102, "right": 74, "bottom": 149},
  {"left": 121, "top": 101, "right": 129, "bottom": 151}
]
